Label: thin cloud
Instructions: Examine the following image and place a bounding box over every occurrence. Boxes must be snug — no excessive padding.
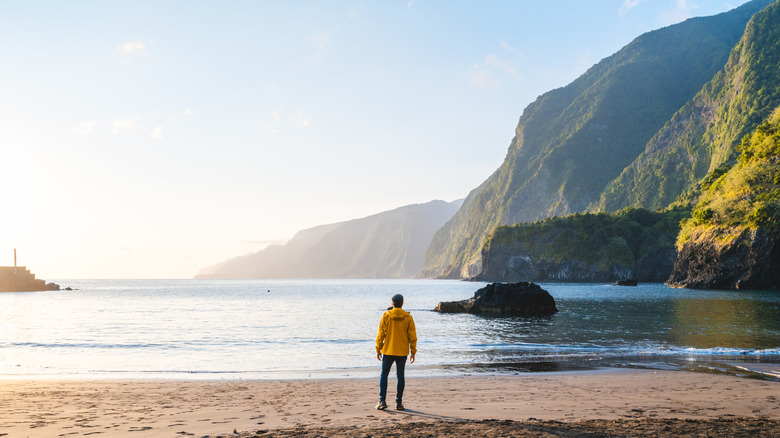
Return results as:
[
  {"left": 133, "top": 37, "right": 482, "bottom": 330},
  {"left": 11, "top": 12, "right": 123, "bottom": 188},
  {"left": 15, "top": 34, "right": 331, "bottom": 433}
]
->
[
  {"left": 470, "top": 68, "right": 498, "bottom": 89},
  {"left": 297, "top": 109, "right": 311, "bottom": 127},
  {"left": 112, "top": 116, "right": 140, "bottom": 135},
  {"left": 469, "top": 51, "right": 519, "bottom": 89},
  {"left": 484, "top": 55, "right": 518, "bottom": 77},
  {"left": 116, "top": 41, "right": 146, "bottom": 57},
  {"left": 266, "top": 107, "right": 310, "bottom": 131},
  {"left": 499, "top": 40, "right": 526, "bottom": 61},
  {"left": 272, "top": 107, "right": 283, "bottom": 124},
  {"left": 307, "top": 33, "right": 332, "bottom": 65},
  {"left": 73, "top": 120, "right": 99, "bottom": 136},
  {"left": 151, "top": 125, "right": 164, "bottom": 139},
  {"left": 619, "top": 0, "right": 642, "bottom": 17},
  {"left": 185, "top": 107, "right": 193, "bottom": 115}
]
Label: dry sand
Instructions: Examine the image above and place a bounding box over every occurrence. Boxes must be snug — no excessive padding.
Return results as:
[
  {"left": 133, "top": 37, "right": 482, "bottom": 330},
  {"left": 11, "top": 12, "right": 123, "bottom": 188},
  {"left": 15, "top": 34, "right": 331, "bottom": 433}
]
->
[{"left": 1, "top": 369, "right": 779, "bottom": 437}]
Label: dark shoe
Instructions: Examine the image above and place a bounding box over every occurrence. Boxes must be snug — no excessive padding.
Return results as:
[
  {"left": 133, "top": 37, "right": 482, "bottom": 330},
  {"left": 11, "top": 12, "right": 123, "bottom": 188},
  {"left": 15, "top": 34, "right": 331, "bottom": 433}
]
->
[
  {"left": 375, "top": 400, "right": 387, "bottom": 410},
  {"left": 395, "top": 401, "right": 404, "bottom": 411}
]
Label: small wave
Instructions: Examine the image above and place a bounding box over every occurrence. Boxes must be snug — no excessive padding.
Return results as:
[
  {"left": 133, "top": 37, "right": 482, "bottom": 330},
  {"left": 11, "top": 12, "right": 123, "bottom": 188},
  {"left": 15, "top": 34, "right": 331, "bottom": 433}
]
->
[
  {"left": 637, "top": 346, "right": 780, "bottom": 356},
  {"left": 2, "top": 342, "right": 177, "bottom": 350}
]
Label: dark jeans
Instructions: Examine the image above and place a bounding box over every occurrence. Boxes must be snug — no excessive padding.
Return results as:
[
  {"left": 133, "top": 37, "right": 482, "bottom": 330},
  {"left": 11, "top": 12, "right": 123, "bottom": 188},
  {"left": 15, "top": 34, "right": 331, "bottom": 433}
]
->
[{"left": 379, "top": 354, "right": 407, "bottom": 402}]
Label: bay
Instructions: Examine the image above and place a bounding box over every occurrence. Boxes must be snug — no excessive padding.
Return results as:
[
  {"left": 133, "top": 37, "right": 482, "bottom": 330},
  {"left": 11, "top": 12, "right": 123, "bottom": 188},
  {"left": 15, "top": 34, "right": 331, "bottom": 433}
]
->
[{"left": 0, "top": 279, "right": 778, "bottom": 380}]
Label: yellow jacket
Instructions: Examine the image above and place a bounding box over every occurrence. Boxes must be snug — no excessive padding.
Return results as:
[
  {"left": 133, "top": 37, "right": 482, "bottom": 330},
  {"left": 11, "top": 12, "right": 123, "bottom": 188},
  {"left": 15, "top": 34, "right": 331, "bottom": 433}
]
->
[{"left": 376, "top": 307, "right": 417, "bottom": 357}]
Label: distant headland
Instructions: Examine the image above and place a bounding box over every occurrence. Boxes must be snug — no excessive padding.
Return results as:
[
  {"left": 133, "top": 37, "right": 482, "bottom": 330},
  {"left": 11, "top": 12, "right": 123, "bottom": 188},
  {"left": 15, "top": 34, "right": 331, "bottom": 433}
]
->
[{"left": 0, "top": 249, "right": 61, "bottom": 292}]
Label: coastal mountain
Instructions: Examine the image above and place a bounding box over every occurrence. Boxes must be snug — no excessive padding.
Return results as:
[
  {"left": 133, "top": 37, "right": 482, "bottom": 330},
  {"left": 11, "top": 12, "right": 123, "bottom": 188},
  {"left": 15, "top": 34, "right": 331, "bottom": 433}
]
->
[
  {"left": 422, "top": 0, "right": 775, "bottom": 279},
  {"left": 596, "top": 0, "right": 780, "bottom": 212},
  {"left": 196, "top": 199, "right": 462, "bottom": 279},
  {"left": 470, "top": 0, "right": 780, "bottom": 286},
  {"left": 668, "top": 106, "right": 780, "bottom": 289}
]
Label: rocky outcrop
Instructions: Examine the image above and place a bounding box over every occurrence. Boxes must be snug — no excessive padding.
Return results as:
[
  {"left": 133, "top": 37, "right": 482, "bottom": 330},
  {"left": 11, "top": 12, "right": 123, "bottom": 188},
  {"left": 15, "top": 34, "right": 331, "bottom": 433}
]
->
[
  {"left": 434, "top": 282, "right": 558, "bottom": 316},
  {"left": 668, "top": 226, "right": 780, "bottom": 289},
  {"left": 613, "top": 279, "right": 638, "bottom": 286},
  {"left": 473, "top": 209, "right": 682, "bottom": 283},
  {"left": 475, "top": 251, "right": 655, "bottom": 284}
]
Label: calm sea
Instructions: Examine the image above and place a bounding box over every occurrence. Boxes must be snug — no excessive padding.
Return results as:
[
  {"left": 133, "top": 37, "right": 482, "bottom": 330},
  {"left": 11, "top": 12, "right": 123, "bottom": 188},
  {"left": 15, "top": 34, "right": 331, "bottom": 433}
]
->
[{"left": 1, "top": 279, "right": 779, "bottom": 380}]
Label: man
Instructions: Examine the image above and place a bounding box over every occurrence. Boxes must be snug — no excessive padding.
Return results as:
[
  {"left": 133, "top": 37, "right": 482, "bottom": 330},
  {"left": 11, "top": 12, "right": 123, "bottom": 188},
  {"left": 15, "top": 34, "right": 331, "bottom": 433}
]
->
[{"left": 375, "top": 293, "right": 417, "bottom": 411}]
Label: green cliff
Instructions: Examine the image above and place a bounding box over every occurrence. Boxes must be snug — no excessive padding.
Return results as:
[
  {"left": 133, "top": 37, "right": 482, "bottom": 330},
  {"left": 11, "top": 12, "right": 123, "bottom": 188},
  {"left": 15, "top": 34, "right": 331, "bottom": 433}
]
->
[
  {"left": 596, "top": 0, "right": 780, "bottom": 212},
  {"left": 477, "top": 208, "right": 688, "bottom": 283},
  {"left": 423, "top": 0, "right": 775, "bottom": 279},
  {"left": 668, "top": 106, "right": 780, "bottom": 288}
]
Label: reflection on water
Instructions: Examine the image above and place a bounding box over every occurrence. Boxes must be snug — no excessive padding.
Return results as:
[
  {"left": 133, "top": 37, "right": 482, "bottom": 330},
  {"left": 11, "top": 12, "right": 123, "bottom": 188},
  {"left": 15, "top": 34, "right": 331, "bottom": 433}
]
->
[
  {"left": 671, "top": 297, "right": 780, "bottom": 349},
  {"left": 425, "top": 283, "right": 780, "bottom": 380}
]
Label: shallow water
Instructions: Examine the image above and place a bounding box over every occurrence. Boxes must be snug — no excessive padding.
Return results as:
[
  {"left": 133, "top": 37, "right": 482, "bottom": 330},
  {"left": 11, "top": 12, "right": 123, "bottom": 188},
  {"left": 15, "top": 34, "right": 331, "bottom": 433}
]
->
[{"left": 0, "top": 279, "right": 778, "bottom": 380}]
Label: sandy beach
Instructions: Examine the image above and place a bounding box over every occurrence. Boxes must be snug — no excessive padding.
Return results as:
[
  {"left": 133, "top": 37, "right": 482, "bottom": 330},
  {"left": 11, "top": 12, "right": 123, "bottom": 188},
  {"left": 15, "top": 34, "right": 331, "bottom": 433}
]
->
[{"left": 1, "top": 369, "right": 779, "bottom": 437}]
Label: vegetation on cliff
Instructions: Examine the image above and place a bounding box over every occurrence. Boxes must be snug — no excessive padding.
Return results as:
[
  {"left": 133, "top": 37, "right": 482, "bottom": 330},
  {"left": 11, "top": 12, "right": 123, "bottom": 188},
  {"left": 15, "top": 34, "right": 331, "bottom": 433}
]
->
[
  {"left": 668, "top": 106, "right": 780, "bottom": 289},
  {"left": 478, "top": 207, "right": 689, "bottom": 282},
  {"left": 679, "top": 106, "right": 780, "bottom": 244},
  {"left": 597, "top": 0, "right": 780, "bottom": 213},
  {"left": 422, "top": 0, "right": 773, "bottom": 279}
]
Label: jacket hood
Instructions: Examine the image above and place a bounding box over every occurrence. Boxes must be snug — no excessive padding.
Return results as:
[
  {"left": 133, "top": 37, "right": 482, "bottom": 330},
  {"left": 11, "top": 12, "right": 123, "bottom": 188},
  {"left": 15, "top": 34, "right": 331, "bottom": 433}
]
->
[{"left": 387, "top": 307, "right": 410, "bottom": 320}]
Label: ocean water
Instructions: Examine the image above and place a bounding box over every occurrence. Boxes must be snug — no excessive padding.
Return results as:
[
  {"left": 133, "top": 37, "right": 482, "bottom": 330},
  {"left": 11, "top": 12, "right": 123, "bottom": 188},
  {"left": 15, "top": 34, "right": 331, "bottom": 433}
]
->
[{"left": 1, "top": 279, "right": 779, "bottom": 380}]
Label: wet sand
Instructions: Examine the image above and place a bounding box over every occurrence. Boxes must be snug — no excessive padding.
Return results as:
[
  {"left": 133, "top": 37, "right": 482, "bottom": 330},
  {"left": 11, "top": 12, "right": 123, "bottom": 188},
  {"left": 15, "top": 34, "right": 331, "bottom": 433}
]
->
[{"left": 1, "top": 369, "right": 779, "bottom": 437}]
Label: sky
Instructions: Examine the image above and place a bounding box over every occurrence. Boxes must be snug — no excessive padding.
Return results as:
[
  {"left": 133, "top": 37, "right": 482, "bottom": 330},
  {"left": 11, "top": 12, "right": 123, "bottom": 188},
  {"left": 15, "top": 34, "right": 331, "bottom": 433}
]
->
[{"left": 0, "top": 0, "right": 746, "bottom": 279}]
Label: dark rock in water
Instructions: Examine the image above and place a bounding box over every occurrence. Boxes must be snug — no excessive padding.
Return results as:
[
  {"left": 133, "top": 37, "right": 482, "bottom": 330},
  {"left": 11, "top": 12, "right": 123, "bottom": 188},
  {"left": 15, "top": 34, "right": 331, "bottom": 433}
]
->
[
  {"left": 434, "top": 282, "right": 558, "bottom": 316},
  {"left": 46, "top": 282, "right": 61, "bottom": 291},
  {"left": 613, "top": 279, "right": 638, "bottom": 286}
]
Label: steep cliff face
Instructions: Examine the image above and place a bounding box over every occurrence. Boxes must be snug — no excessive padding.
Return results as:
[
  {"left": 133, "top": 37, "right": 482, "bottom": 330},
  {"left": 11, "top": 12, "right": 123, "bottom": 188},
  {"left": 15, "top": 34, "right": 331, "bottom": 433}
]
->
[
  {"left": 668, "top": 226, "right": 780, "bottom": 289},
  {"left": 475, "top": 209, "right": 685, "bottom": 283},
  {"left": 596, "top": 0, "right": 780, "bottom": 212},
  {"left": 667, "top": 104, "right": 780, "bottom": 289},
  {"left": 422, "top": 0, "right": 773, "bottom": 279}
]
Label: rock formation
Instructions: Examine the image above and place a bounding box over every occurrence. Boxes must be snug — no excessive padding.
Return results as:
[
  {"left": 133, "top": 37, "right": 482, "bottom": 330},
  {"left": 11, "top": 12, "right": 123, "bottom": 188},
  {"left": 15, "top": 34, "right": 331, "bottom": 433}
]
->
[
  {"left": 613, "top": 279, "right": 638, "bottom": 286},
  {"left": 434, "top": 282, "right": 558, "bottom": 316},
  {"left": 668, "top": 227, "right": 779, "bottom": 289},
  {"left": 473, "top": 209, "right": 683, "bottom": 283}
]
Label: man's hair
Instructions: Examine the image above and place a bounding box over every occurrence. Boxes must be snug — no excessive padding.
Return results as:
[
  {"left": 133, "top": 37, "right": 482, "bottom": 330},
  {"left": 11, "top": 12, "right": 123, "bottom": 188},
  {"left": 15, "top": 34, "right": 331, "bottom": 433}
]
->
[{"left": 391, "top": 294, "right": 404, "bottom": 307}]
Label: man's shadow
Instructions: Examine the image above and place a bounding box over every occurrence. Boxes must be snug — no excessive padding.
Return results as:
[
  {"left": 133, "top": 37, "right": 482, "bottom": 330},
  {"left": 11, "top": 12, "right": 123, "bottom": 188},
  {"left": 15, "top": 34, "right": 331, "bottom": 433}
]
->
[{"left": 379, "top": 408, "right": 467, "bottom": 422}]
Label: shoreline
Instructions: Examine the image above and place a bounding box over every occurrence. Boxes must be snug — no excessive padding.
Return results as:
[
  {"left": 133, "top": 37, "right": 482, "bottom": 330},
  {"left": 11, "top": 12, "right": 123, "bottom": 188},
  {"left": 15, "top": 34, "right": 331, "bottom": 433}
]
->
[
  {"left": 2, "top": 356, "right": 778, "bottom": 382},
  {"left": 2, "top": 368, "right": 779, "bottom": 437}
]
